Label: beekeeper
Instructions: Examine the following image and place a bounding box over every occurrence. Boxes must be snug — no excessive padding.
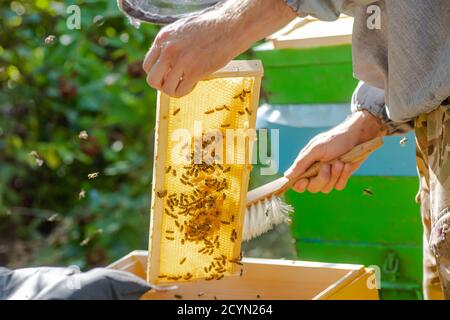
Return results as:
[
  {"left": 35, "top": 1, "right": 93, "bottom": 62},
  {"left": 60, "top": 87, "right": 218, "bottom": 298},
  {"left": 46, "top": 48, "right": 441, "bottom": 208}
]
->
[{"left": 142, "top": 0, "right": 450, "bottom": 300}]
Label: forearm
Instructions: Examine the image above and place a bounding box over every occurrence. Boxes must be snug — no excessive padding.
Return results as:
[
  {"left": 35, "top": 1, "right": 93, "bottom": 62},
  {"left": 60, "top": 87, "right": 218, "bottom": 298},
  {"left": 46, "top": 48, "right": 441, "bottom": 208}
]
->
[
  {"left": 351, "top": 81, "right": 414, "bottom": 136},
  {"left": 214, "top": 0, "right": 297, "bottom": 54},
  {"left": 345, "top": 110, "right": 385, "bottom": 144}
]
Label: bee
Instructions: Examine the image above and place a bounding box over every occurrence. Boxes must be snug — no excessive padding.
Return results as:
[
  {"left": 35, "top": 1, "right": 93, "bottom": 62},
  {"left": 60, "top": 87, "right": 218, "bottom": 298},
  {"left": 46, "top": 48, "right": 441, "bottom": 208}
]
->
[
  {"left": 172, "top": 169, "right": 177, "bottom": 177},
  {"left": 78, "top": 130, "right": 89, "bottom": 140},
  {"left": 165, "top": 236, "right": 175, "bottom": 240},
  {"left": 156, "top": 190, "right": 167, "bottom": 198},
  {"left": 240, "top": 269, "right": 243, "bottom": 277},
  {"left": 184, "top": 273, "right": 193, "bottom": 280},
  {"left": 158, "top": 274, "right": 167, "bottom": 278},
  {"left": 87, "top": 172, "right": 99, "bottom": 179},
  {"left": 221, "top": 124, "right": 231, "bottom": 128},
  {"left": 44, "top": 35, "right": 56, "bottom": 45},
  {"left": 223, "top": 105, "right": 230, "bottom": 111},
  {"left": 173, "top": 108, "right": 181, "bottom": 116},
  {"left": 231, "top": 215, "right": 235, "bottom": 222},
  {"left": 197, "top": 292, "right": 205, "bottom": 297},
  {"left": 165, "top": 166, "right": 172, "bottom": 173},
  {"left": 215, "top": 105, "right": 225, "bottom": 111},
  {"left": 245, "top": 108, "right": 252, "bottom": 115},
  {"left": 363, "top": 188, "right": 374, "bottom": 196},
  {"left": 165, "top": 230, "right": 174, "bottom": 234},
  {"left": 205, "top": 109, "right": 215, "bottom": 115},
  {"left": 174, "top": 294, "right": 183, "bottom": 299},
  {"left": 238, "top": 110, "right": 245, "bottom": 115},
  {"left": 179, "top": 257, "right": 187, "bottom": 265},
  {"left": 400, "top": 137, "right": 408, "bottom": 145},
  {"left": 221, "top": 221, "right": 230, "bottom": 225}
]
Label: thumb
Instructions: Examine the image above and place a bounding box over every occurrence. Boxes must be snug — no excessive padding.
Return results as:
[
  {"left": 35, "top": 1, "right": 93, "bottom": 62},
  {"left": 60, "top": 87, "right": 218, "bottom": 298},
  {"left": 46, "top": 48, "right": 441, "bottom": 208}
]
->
[{"left": 284, "top": 144, "right": 323, "bottom": 180}]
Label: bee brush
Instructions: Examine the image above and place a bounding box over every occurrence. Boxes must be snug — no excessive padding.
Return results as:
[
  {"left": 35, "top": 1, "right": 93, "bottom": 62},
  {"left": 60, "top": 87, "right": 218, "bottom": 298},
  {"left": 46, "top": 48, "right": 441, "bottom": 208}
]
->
[{"left": 242, "top": 137, "right": 383, "bottom": 241}]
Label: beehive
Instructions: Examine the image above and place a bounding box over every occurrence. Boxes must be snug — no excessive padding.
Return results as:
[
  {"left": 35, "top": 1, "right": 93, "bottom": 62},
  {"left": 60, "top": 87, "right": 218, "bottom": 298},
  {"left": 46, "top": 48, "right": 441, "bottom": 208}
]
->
[
  {"left": 148, "top": 60, "right": 263, "bottom": 284},
  {"left": 109, "top": 251, "right": 380, "bottom": 300}
]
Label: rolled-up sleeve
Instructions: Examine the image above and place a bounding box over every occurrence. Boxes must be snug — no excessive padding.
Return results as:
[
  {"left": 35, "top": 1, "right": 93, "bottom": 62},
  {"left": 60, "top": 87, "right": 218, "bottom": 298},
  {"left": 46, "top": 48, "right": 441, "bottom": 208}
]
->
[
  {"left": 283, "top": 0, "right": 377, "bottom": 20},
  {"left": 351, "top": 81, "right": 413, "bottom": 135}
]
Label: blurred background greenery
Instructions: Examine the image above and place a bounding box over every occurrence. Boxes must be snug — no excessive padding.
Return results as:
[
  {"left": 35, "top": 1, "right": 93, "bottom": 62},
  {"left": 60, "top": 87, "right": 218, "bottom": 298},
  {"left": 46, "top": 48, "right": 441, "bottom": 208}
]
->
[
  {"left": 0, "top": 0, "right": 161, "bottom": 269},
  {"left": 0, "top": 0, "right": 294, "bottom": 271}
]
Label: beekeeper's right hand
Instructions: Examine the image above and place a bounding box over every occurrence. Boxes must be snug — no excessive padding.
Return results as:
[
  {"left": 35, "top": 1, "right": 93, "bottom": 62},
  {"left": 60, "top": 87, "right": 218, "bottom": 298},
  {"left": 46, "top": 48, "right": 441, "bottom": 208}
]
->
[{"left": 285, "top": 110, "right": 385, "bottom": 194}]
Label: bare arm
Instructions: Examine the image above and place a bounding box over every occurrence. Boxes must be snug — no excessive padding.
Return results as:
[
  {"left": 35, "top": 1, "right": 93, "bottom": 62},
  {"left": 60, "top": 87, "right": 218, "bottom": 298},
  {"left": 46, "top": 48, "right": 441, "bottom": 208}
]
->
[{"left": 142, "top": 0, "right": 297, "bottom": 97}]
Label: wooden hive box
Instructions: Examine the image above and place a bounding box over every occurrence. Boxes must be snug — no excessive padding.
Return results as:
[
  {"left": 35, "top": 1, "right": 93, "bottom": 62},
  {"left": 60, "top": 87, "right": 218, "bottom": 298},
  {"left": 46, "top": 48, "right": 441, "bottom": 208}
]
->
[
  {"left": 267, "top": 15, "right": 354, "bottom": 49},
  {"left": 108, "top": 251, "right": 379, "bottom": 300}
]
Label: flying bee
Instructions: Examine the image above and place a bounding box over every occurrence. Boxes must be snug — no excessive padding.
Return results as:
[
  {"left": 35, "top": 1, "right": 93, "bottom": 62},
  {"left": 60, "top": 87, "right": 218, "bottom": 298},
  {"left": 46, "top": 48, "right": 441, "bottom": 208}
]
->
[
  {"left": 400, "top": 137, "right": 408, "bottom": 145},
  {"left": 363, "top": 188, "right": 374, "bottom": 196}
]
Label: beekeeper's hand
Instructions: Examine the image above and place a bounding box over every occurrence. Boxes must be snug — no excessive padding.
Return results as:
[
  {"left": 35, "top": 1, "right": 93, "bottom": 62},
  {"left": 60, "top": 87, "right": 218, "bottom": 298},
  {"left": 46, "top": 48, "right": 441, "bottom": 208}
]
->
[
  {"left": 142, "top": 0, "right": 296, "bottom": 97},
  {"left": 285, "top": 111, "right": 385, "bottom": 194}
]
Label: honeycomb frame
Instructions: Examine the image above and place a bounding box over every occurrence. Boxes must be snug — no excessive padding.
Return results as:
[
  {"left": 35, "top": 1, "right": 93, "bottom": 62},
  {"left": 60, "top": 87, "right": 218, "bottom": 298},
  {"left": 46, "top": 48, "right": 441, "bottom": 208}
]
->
[{"left": 147, "top": 60, "right": 263, "bottom": 284}]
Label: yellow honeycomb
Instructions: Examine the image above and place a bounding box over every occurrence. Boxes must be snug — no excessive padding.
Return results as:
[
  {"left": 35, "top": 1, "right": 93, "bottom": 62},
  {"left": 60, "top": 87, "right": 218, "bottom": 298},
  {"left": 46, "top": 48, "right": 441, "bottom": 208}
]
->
[{"left": 148, "top": 69, "right": 261, "bottom": 284}]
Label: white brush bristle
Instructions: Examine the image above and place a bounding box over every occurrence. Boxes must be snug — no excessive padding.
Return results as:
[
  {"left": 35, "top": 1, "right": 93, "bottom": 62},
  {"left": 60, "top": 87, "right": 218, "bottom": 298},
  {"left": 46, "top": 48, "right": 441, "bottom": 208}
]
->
[{"left": 242, "top": 196, "right": 294, "bottom": 241}]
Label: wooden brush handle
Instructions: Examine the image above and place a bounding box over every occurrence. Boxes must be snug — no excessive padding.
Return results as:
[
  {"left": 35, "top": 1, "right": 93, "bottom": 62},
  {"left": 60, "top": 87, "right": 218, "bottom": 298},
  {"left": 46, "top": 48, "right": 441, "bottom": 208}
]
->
[{"left": 246, "top": 137, "right": 383, "bottom": 206}]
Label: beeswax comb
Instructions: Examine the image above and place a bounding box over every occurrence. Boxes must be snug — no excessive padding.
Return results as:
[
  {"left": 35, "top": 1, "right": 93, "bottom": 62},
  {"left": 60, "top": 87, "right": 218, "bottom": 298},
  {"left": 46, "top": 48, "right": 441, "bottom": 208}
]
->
[{"left": 148, "top": 60, "right": 263, "bottom": 284}]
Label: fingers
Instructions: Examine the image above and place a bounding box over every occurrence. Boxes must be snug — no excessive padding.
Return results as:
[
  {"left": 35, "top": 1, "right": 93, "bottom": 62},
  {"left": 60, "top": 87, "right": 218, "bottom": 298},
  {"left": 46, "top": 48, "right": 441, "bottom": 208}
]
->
[
  {"left": 307, "top": 164, "right": 331, "bottom": 193},
  {"left": 284, "top": 143, "right": 324, "bottom": 180},
  {"left": 143, "top": 44, "right": 161, "bottom": 74},
  {"left": 322, "top": 160, "right": 344, "bottom": 194},
  {"left": 143, "top": 28, "right": 171, "bottom": 74},
  {"left": 291, "top": 159, "right": 360, "bottom": 194},
  {"left": 146, "top": 54, "right": 171, "bottom": 91},
  {"left": 335, "top": 159, "right": 365, "bottom": 191},
  {"left": 161, "top": 65, "right": 184, "bottom": 98},
  {"left": 175, "top": 74, "right": 198, "bottom": 97},
  {"left": 293, "top": 179, "right": 309, "bottom": 193}
]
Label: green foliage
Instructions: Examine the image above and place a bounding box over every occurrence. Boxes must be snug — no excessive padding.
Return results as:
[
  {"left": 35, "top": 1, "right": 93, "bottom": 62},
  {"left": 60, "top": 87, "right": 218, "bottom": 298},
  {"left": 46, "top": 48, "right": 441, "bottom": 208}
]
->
[{"left": 0, "top": 0, "right": 160, "bottom": 268}]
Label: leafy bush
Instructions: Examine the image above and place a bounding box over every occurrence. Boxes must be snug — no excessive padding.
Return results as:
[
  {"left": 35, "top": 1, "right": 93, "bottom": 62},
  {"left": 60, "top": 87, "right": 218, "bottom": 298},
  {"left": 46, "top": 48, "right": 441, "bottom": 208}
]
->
[{"left": 0, "top": 0, "right": 160, "bottom": 269}]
